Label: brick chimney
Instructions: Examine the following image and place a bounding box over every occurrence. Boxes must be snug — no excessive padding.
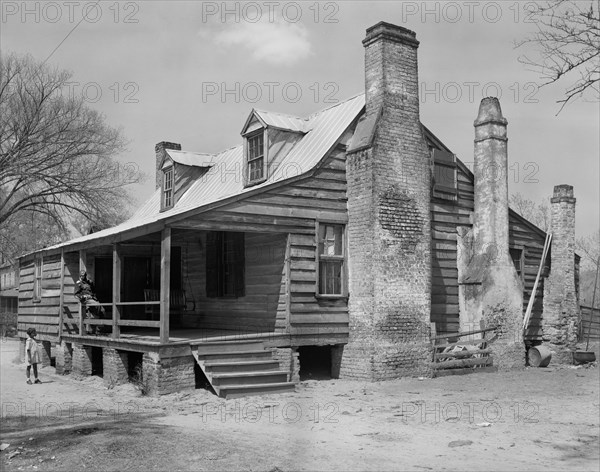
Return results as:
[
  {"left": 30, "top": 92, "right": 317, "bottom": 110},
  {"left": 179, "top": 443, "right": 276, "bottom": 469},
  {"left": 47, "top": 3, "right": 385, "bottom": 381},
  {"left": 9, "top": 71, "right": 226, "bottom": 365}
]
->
[
  {"left": 458, "top": 98, "right": 524, "bottom": 368},
  {"left": 341, "top": 22, "right": 432, "bottom": 380},
  {"left": 542, "top": 184, "right": 578, "bottom": 363},
  {"left": 155, "top": 142, "right": 181, "bottom": 189}
]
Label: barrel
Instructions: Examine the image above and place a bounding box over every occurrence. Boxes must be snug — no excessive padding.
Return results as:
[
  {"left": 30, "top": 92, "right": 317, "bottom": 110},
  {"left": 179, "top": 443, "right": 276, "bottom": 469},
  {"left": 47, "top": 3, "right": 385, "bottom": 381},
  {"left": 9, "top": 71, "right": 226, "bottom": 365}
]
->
[{"left": 528, "top": 345, "right": 552, "bottom": 367}]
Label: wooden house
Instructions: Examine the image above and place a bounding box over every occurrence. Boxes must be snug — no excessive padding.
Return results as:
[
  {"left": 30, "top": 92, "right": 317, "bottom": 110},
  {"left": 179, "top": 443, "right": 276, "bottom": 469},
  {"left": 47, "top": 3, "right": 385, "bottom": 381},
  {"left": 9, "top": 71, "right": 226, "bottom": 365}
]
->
[{"left": 17, "top": 22, "right": 579, "bottom": 395}]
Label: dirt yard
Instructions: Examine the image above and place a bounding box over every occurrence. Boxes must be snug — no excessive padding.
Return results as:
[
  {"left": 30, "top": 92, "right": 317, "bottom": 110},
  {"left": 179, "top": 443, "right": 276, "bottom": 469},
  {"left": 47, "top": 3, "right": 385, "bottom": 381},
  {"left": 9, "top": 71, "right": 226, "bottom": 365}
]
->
[{"left": 1, "top": 338, "right": 598, "bottom": 472}]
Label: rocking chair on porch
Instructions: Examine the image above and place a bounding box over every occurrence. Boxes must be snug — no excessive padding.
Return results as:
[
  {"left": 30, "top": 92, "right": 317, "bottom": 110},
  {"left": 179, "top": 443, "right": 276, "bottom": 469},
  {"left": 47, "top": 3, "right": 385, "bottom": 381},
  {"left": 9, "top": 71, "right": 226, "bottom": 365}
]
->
[{"left": 143, "top": 289, "right": 187, "bottom": 328}]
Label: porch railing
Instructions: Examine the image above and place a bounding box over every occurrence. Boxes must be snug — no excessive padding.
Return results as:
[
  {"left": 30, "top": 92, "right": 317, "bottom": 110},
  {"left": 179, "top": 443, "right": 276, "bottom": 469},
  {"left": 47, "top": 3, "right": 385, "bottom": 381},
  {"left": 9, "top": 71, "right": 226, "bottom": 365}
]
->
[{"left": 75, "top": 301, "right": 162, "bottom": 338}]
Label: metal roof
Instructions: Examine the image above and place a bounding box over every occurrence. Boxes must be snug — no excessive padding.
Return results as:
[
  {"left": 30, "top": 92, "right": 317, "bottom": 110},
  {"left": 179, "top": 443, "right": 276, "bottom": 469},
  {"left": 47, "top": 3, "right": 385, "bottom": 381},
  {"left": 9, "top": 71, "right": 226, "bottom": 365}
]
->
[
  {"left": 252, "top": 109, "right": 311, "bottom": 133},
  {"left": 165, "top": 150, "right": 216, "bottom": 167},
  {"left": 33, "top": 93, "right": 366, "bottom": 255}
]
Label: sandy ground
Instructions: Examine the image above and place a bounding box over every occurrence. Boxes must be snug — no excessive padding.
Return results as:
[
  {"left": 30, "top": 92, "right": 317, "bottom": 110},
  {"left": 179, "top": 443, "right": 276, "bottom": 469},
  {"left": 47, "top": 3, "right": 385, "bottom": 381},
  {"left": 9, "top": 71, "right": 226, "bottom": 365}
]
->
[{"left": 1, "top": 337, "right": 599, "bottom": 472}]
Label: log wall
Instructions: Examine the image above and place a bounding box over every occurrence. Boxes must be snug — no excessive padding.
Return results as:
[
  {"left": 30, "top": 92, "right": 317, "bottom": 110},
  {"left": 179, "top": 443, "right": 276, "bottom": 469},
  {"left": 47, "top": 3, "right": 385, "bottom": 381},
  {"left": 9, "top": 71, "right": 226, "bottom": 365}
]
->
[{"left": 18, "top": 252, "right": 79, "bottom": 342}]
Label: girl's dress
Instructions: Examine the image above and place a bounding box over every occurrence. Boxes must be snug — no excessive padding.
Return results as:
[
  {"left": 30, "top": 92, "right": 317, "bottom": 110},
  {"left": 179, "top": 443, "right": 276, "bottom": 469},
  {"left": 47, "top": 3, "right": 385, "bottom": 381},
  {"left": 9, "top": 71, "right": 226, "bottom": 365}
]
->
[{"left": 26, "top": 337, "right": 41, "bottom": 365}]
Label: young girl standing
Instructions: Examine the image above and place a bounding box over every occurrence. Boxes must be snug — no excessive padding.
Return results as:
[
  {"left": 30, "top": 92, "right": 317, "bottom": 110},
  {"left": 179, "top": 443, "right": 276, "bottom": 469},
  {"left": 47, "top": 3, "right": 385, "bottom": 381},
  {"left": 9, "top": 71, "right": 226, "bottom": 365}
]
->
[{"left": 25, "top": 328, "right": 42, "bottom": 384}]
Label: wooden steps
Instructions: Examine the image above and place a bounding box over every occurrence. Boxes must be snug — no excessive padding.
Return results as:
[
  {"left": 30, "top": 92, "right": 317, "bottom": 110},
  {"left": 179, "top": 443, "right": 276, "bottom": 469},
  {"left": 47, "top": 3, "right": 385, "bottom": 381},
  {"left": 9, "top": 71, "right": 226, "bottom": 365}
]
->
[{"left": 192, "top": 339, "right": 295, "bottom": 399}]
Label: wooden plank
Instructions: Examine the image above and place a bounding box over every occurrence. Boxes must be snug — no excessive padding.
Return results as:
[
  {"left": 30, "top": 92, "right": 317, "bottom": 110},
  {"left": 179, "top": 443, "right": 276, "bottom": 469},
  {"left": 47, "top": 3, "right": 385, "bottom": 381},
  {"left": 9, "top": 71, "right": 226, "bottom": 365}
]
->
[
  {"left": 431, "top": 327, "right": 495, "bottom": 341},
  {"left": 431, "top": 304, "right": 459, "bottom": 315},
  {"left": 432, "top": 356, "right": 493, "bottom": 369},
  {"left": 225, "top": 202, "right": 348, "bottom": 223},
  {"left": 290, "top": 247, "right": 315, "bottom": 259},
  {"left": 290, "top": 313, "right": 349, "bottom": 324},
  {"left": 118, "top": 320, "right": 161, "bottom": 328},
  {"left": 160, "top": 227, "right": 171, "bottom": 343},
  {"left": 434, "top": 348, "right": 492, "bottom": 360},
  {"left": 434, "top": 366, "right": 498, "bottom": 377},
  {"left": 433, "top": 338, "right": 487, "bottom": 349}
]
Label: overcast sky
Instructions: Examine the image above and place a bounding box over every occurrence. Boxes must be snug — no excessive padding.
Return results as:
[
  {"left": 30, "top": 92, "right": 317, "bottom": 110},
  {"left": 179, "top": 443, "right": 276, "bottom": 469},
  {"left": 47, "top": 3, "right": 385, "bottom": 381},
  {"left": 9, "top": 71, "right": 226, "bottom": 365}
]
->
[{"left": 2, "top": 1, "right": 598, "bottom": 238}]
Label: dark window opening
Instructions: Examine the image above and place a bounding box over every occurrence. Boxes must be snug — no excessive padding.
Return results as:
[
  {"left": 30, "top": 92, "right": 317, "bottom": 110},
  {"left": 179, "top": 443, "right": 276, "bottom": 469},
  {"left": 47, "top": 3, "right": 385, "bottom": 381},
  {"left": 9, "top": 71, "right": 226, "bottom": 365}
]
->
[
  {"left": 298, "top": 346, "right": 332, "bottom": 381},
  {"left": 510, "top": 247, "right": 524, "bottom": 282},
  {"left": 91, "top": 347, "right": 103, "bottom": 377},
  {"left": 432, "top": 148, "right": 458, "bottom": 202},
  {"left": 206, "top": 232, "right": 245, "bottom": 298}
]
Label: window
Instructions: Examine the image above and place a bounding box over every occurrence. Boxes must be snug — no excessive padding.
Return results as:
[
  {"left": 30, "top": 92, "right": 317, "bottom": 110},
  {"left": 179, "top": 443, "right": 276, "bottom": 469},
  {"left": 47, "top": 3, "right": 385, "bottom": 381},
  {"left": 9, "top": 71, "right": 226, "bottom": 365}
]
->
[
  {"left": 432, "top": 148, "right": 457, "bottom": 202},
  {"left": 33, "top": 257, "right": 42, "bottom": 301},
  {"left": 247, "top": 132, "right": 265, "bottom": 183},
  {"left": 206, "top": 232, "right": 245, "bottom": 298},
  {"left": 317, "top": 223, "right": 345, "bottom": 296},
  {"left": 510, "top": 247, "right": 524, "bottom": 282},
  {"left": 163, "top": 167, "right": 174, "bottom": 209}
]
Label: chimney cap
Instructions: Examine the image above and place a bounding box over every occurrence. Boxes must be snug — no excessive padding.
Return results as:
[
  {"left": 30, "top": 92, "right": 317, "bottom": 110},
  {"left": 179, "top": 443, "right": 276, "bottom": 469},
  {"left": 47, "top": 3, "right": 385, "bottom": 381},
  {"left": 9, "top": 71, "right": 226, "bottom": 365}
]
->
[
  {"left": 551, "top": 184, "right": 575, "bottom": 203},
  {"left": 363, "top": 21, "right": 419, "bottom": 48},
  {"left": 474, "top": 97, "right": 507, "bottom": 127},
  {"left": 155, "top": 141, "right": 182, "bottom": 152}
]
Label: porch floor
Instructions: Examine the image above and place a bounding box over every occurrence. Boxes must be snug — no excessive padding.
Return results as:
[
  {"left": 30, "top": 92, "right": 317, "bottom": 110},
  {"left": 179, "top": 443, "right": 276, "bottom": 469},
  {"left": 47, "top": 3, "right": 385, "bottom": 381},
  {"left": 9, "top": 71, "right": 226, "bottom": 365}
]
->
[{"left": 109, "top": 328, "right": 277, "bottom": 345}]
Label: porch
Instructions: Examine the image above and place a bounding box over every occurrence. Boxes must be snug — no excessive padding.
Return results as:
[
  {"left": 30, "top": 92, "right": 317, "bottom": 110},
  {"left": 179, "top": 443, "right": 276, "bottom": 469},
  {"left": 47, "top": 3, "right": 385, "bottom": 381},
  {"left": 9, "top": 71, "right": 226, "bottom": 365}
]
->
[{"left": 59, "top": 227, "right": 288, "bottom": 344}]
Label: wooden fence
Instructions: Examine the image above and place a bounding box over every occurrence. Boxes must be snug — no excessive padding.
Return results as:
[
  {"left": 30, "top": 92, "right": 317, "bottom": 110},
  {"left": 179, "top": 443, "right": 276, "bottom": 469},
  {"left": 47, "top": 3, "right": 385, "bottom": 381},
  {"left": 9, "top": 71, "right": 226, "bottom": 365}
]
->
[{"left": 579, "top": 305, "right": 600, "bottom": 341}]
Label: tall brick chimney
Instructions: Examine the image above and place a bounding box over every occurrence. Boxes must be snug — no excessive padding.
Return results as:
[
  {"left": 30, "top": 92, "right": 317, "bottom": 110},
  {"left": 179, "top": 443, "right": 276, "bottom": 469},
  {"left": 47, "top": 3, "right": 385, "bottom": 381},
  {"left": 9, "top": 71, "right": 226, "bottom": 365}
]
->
[
  {"left": 542, "top": 184, "right": 578, "bottom": 363},
  {"left": 341, "top": 22, "right": 432, "bottom": 380},
  {"left": 458, "top": 98, "right": 523, "bottom": 368},
  {"left": 155, "top": 141, "right": 181, "bottom": 189}
]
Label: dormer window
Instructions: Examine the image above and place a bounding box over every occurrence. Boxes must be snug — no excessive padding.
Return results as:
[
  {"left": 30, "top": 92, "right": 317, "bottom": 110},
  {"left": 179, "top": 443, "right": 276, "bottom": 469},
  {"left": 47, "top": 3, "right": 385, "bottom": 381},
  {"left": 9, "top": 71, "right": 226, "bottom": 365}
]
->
[
  {"left": 247, "top": 131, "right": 265, "bottom": 184},
  {"left": 163, "top": 166, "right": 174, "bottom": 209}
]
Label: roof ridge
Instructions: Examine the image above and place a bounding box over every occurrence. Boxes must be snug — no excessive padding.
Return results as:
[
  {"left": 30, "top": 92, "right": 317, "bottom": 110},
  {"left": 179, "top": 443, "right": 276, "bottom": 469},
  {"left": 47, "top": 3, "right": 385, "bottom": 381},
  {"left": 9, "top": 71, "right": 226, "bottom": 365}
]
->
[
  {"left": 306, "top": 92, "right": 365, "bottom": 119},
  {"left": 253, "top": 108, "right": 308, "bottom": 121}
]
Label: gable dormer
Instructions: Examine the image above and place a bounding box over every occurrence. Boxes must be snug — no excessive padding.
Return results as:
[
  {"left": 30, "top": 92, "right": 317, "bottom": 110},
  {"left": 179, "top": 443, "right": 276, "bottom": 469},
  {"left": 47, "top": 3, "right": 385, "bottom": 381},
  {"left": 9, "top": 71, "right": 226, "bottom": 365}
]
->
[
  {"left": 155, "top": 141, "right": 214, "bottom": 211},
  {"left": 241, "top": 110, "right": 309, "bottom": 187}
]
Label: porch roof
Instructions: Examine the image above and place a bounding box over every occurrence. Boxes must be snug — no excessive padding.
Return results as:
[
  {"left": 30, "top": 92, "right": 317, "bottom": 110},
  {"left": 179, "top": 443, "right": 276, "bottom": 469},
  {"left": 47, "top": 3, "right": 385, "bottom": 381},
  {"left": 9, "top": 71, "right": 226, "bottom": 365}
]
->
[{"left": 23, "top": 93, "right": 366, "bottom": 258}]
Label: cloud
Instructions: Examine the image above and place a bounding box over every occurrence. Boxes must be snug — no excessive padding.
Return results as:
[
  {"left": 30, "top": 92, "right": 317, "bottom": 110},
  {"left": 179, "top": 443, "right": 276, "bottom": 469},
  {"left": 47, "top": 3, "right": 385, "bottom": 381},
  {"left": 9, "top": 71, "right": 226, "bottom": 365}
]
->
[{"left": 214, "top": 19, "right": 311, "bottom": 66}]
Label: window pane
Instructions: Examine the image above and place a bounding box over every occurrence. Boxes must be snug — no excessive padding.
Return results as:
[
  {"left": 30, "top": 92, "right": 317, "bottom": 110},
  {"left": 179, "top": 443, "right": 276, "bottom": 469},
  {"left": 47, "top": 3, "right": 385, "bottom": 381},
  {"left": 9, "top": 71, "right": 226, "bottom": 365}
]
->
[
  {"left": 249, "top": 157, "right": 264, "bottom": 181},
  {"left": 333, "top": 225, "right": 343, "bottom": 255},
  {"left": 319, "top": 261, "right": 342, "bottom": 295},
  {"left": 319, "top": 224, "right": 343, "bottom": 256}
]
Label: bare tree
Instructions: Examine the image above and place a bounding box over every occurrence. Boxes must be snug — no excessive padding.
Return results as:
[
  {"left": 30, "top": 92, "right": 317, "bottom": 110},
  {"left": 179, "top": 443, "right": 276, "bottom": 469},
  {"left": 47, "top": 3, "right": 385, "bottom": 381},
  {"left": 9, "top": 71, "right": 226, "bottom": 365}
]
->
[
  {"left": 0, "top": 52, "right": 141, "bottom": 233},
  {"left": 70, "top": 188, "right": 133, "bottom": 236},
  {"left": 577, "top": 229, "right": 600, "bottom": 270},
  {"left": 509, "top": 193, "right": 551, "bottom": 231},
  {"left": 0, "top": 210, "right": 67, "bottom": 261},
  {"left": 516, "top": 0, "right": 599, "bottom": 113},
  {"left": 577, "top": 229, "right": 599, "bottom": 307}
]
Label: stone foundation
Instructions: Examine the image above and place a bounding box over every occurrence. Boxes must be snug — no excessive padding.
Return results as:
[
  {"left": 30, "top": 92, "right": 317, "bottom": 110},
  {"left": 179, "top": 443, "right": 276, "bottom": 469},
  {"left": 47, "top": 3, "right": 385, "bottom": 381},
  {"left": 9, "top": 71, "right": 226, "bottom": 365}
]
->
[
  {"left": 143, "top": 351, "right": 195, "bottom": 396},
  {"left": 270, "top": 347, "right": 300, "bottom": 382},
  {"left": 55, "top": 341, "right": 73, "bottom": 374},
  {"left": 40, "top": 340, "right": 52, "bottom": 367},
  {"left": 72, "top": 343, "right": 92, "bottom": 377},
  {"left": 103, "top": 348, "right": 129, "bottom": 387},
  {"left": 331, "top": 344, "right": 344, "bottom": 379}
]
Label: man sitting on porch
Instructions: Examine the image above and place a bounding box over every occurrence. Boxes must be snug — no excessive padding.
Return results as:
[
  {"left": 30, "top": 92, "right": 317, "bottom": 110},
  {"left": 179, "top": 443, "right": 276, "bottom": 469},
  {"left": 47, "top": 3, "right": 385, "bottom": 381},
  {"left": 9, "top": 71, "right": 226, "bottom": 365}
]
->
[{"left": 75, "top": 271, "right": 105, "bottom": 334}]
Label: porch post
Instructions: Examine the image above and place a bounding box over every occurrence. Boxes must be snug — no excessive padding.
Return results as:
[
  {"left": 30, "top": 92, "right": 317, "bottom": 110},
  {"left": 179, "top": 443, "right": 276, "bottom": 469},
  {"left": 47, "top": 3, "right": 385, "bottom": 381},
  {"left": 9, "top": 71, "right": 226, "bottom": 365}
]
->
[
  {"left": 58, "top": 249, "right": 65, "bottom": 341},
  {"left": 112, "top": 244, "right": 121, "bottom": 339},
  {"left": 78, "top": 250, "right": 86, "bottom": 335},
  {"left": 160, "top": 227, "right": 171, "bottom": 343}
]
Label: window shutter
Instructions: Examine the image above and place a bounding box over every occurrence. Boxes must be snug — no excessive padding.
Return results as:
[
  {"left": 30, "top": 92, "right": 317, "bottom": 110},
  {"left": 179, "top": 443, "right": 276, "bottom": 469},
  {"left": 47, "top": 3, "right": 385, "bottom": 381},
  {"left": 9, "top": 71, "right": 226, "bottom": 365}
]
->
[
  {"left": 233, "top": 232, "right": 245, "bottom": 297},
  {"left": 206, "top": 232, "right": 219, "bottom": 298}
]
